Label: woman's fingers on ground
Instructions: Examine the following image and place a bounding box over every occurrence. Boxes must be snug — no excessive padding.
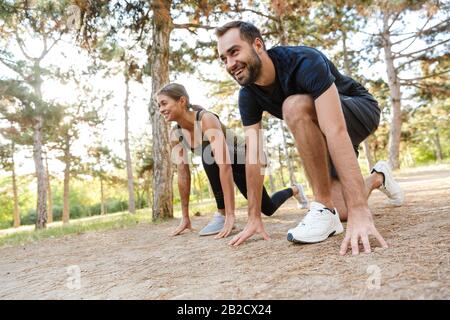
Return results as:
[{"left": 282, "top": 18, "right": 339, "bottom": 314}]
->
[{"left": 228, "top": 232, "right": 242, "bottom": 245}]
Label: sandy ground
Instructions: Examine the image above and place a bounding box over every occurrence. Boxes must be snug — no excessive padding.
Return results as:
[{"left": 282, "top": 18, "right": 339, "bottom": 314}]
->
[{"left": 0, "top": 165, "right": 449, "bottom": 300}]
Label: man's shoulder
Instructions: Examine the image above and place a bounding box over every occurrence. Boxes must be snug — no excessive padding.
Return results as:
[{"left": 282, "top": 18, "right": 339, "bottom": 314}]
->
[
  {"left": 268, "top": 45, "right": 323, "bottom": 59},
  {"left": 268, "top": 45, "right": 330, "bottom": 79}
]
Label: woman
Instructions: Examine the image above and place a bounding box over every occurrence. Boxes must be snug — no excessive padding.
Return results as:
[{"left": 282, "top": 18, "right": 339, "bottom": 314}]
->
[{"left": 157, "top": 83, "right": 308, "bottom": 238}]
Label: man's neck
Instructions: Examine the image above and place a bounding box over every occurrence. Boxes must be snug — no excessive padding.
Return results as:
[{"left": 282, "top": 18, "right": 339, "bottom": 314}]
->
[{"left": 254, "top": 51, "right": 275, "bottom": 87}]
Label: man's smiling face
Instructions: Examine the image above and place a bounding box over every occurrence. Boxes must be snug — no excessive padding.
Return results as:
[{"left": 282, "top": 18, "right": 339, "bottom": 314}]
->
[{"left": 217, "top": 28, "right": 262, "bottom": 86}]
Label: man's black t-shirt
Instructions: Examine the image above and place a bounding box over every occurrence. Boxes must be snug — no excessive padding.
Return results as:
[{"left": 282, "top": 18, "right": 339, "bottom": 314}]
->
[{"left": 238, "top": 46, "right": 370, "bottom": 126}]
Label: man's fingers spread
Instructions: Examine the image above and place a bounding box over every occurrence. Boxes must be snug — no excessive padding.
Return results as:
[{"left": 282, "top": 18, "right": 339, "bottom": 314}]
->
[
  {"left": 351, "top": 236, "right": 359, "bottom": 255},
  {"left": 374, "top": 230, "right": 389, "bottom": 248},
  {"left": 361, "top": 235, "right": 371, "bottom": 254},
  {"left": 340, "top": 237, "right": 350, "bottom": 255}
]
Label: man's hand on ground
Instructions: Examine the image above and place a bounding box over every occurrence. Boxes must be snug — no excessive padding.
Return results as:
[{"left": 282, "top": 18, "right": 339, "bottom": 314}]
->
[
  {"left": 228, "top": 217, "right": 269, "bottom": 246},
  {"left": 340, "top": 206, "right": 388, "bottom": 255}
]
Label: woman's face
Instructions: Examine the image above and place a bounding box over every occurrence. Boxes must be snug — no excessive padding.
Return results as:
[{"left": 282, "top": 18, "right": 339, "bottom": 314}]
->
[{"left": 157, "top": 94, "right": 184, "bottom": 122}]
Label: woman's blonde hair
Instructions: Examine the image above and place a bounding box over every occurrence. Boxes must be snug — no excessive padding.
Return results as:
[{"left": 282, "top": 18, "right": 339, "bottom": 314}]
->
[{"left": 157, "top": 83, "right": 204, "bottom": 111}]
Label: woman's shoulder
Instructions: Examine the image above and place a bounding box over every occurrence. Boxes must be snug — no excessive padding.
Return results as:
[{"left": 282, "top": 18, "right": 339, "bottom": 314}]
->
[{"left": 198, "top": 110, "right": 221, "bottom": 126}]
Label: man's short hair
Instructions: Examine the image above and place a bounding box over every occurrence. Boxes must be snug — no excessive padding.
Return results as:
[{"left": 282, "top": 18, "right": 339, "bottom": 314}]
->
[{"left": 215, "top": 21, "right": 265, "bottom": 49}]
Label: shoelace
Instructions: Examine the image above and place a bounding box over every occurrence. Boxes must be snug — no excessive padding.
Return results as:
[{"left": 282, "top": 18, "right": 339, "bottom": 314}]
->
[{"left": 298, "top": 209, "right": 328, "bottom": 227}]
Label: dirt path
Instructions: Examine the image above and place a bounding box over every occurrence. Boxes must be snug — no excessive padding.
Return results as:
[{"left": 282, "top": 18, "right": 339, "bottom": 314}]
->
[{"left": 0, "top": 165, "right": 449, "bottom": 300}]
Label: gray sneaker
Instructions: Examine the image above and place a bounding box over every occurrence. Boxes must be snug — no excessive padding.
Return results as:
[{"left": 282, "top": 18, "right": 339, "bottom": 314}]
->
[{"left": 199, "top": 212, "right": 225, "bottom": 236}]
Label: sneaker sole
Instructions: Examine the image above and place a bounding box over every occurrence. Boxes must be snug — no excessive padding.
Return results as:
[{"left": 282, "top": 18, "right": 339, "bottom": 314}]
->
[
  {"left": 199, "top": 230, "right": 221, "bottom": 236},
  {"left": 287, "top": 230, "right": 337, "bottom": 244},
  {"left": 287, "top": 218, "right": 343, "bottom": 244},
  {"left": 199, "top": 226, "right": 236, "bottom": 236}
]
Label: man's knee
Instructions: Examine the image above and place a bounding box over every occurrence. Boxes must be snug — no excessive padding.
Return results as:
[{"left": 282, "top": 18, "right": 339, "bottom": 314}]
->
[{"left": 282, "top": 94, "right": 316, "bottom": 126}]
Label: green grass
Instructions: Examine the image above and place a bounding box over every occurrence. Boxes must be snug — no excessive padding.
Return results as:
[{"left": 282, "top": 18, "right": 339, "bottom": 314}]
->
[
  {"left": 0, "top": 212, "right": 153, "bottom": 247},
  {"left": 0, "top": 195, "right": 249, "bottom": 248}
]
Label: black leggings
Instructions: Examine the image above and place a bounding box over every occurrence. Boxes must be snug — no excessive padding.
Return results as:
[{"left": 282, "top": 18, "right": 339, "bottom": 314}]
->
[{"left": 202, "top": 157, "right": 293, "bottom": 216}]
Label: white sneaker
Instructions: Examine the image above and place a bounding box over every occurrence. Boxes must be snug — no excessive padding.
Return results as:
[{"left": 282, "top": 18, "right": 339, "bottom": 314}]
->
[
  {"left": 293, "top": 183, "right": 309, "bottom": 209},
  {"left": 287, "top": 201, "right": 343, "bottom": 244},
  {"left": 371, "top": 160, "right": 404, "bottom": 206}
]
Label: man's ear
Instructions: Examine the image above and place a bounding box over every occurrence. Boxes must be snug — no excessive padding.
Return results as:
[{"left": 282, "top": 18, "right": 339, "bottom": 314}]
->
[{"left": 254, "top": 38, "right": 265, "bottom": 53}]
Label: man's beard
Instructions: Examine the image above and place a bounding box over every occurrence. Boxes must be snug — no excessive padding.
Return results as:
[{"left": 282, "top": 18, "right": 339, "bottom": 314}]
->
[{"left": 231, "top": 48, "right": 262, "bottom": 86}]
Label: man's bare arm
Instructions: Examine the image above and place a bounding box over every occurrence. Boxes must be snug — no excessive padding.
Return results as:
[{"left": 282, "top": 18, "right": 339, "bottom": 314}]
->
[
  {"left": 315, "top": 83, "right": 388, "bottom": 254},
  {"left": 229, "top": 121, "right": 269, "bottom": 246}
]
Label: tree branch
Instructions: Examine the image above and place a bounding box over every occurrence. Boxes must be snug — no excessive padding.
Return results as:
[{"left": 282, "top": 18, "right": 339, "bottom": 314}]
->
[
  {"left": 0, "top": 57, "right": 27, "bottom": 80},
  {"left": 39, "top": 33, "right": 62, "bottom": 60},
  {"left": 391, "top": 19, "right": 450, "bottom": 46},
  {"left": 395, "top": 38, "right": 450, "bottom": 58},
  {"left": 399, "top": 69, "right": 450, "bottom": 83},
  {"left": 173, "top": 23, "right": 216, "bottom": 30},
  {"left": 233, "top": 8, "right": 278, "bottom": 21},
  {"left": 391, "top": 16, "right": 432, "bottom": 55},
  {"left": 14, "top": 29, "right": 34, "bottom": 61},
  {"left": 395, "top": 54, "right": 427, "bottom": 71},
  {"left": 388, "top": 11, "right": 402, "bottom": 31}
]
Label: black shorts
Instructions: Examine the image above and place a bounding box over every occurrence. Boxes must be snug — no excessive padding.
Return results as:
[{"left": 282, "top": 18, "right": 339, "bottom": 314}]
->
[{"left": 329, "top": 93, "right": 381, "bottom": 179}]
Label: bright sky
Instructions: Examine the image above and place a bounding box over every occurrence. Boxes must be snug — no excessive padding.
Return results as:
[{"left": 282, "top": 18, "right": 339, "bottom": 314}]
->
[{"left": 0, "top": 5, "right": 443, "bottom": 177}]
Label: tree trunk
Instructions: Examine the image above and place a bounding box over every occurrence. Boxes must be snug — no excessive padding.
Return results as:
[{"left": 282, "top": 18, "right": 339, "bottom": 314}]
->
[
  {"left": 45, "top": 153, "right": 53, "bottom": 223},
  {"left": 278, "top": 145, "right": 286, "bottom": 186},
  {"left": 149, "top": 0, "right": 173, "bottom": 220},
  {"left": 342, "top": 30, "right": 374, "bottom": 170},
  {"left": 192, "top": 165, "right": 201, "bottom": 203},
  {"left": 100, "top": 177, "right": 106, "bottom": 215},
  {"left": 268, "top": 171, "right": 276, "bottom": 193},
  {"left": 33, "top": 116, "right": 47, "bottom": 229},
  {"left": 124, "top": 76, "right": 136, "bottom": 214},
  {"left": 207, "top": 179, "right": 213, "bottom": 200},
  {"left": 197, "top": 169, "right": 203, "bottom": 203},
  {"left": 62, "top": 134, "right": 70, "bottom": 224},
  {"left": 342, "top": 31, "right": 350, "bottom": 76},
  {"left": 146, "top": 171, "right": 152, "bottom": 209},
  {"left": 433, "top": 129, "right": 443, "bottom": 161},
  {"left": 32, "top": 64, "right": 47, "bottom": 229},
  {"left": 281, "top": 122, "right": 295, "bottom": 185},
  {"left": 11, "top": 144, "right": 20, "bottom": 228},
  {"left": 363, "top": 140, "right": 375, "bottom": 169},
  {"left": 382, "top": 14, "right": 403, "bottom": 169}
]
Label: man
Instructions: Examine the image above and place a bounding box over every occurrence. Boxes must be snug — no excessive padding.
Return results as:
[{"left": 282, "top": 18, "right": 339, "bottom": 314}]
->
[{"left": 215, "top": 21, "right": 404, "bottom": 255}]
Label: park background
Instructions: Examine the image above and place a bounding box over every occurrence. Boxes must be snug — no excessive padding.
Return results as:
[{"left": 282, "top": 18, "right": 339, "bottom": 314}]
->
[{"left": 0, "top": 0, "right": 448, "bottom": 240}]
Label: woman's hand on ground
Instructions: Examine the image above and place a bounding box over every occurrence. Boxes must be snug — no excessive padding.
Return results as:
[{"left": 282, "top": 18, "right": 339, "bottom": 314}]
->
[
  {"left": 228, "top": 217, "right": 269, "bottom": 246},
  {"left": 171, "top": 218, "right": 194, "bottom": 236},
  {"left": 215, "top": 214, "right": 235, "bottom": 239}
]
